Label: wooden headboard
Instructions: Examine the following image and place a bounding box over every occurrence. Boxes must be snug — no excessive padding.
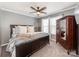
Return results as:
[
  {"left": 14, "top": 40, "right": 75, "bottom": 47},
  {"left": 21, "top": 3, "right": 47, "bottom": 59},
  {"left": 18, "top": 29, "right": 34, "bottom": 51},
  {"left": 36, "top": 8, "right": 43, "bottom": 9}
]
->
[{"left": 10, "top": 25, "right": 33, "bottom": 38}]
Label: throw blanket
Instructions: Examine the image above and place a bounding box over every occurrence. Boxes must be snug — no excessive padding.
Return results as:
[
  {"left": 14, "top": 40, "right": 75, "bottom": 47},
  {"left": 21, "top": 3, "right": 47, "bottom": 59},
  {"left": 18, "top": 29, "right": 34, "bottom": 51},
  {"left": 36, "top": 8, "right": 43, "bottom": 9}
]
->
[
  {"left": 6, "top": 37, "right": 31, "bottom": 57},
  {"left": 6, "top": 37, "right": 16, "bottom": 57}
]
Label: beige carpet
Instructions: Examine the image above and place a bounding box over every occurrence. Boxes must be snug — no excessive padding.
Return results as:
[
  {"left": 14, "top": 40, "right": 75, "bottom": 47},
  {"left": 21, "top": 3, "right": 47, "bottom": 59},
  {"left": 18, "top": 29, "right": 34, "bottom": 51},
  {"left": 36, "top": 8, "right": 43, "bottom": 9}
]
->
[
  {"left": 31, "top": 40, "right": 77, "bottom": 57},
  {"left": 0, "top": 46, "right": 11, "bottom": 57}
]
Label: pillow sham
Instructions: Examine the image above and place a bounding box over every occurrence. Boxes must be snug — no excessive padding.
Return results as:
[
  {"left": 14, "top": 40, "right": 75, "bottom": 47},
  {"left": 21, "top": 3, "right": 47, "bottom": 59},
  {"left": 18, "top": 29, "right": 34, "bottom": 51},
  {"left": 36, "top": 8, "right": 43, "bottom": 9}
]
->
[
  {"left": 15, "top": 26, "right": 27, "bottom": 34},
  {"left": 12, "top": 28, "right": 16, "bottom": 34},
  {"left": 27, "top": 26, "right": 34, "bottom": 33},
  {"left": 12, "top": 28, "right": 17, "bottom": 37}
]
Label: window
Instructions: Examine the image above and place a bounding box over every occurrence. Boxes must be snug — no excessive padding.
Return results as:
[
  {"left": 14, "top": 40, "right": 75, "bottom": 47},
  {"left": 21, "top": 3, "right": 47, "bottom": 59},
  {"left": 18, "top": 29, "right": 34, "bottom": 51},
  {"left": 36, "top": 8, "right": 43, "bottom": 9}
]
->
[
  {"left": 50, "top": 15, "right": 63, "bottom": 35},
  {"left": 42, "top": 15, "right": 63, "bottom": 34},
  {"left": 42, "top": 18, "right": 49, "bottom": 33}
]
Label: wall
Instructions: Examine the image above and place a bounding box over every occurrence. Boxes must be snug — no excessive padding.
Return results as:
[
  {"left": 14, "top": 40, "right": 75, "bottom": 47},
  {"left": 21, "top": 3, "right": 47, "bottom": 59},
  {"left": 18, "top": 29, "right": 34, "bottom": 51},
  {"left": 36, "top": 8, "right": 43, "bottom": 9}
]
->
[
  {"left": 0, "top": 10, "right": 37, "bottom": 44},
  {"left": 0, "top": 14, "right": 1, "bottom": 45},
  {"left": 41, "top": 8, "right": 75, "bottom": 19},
  {"left": 74, "top": 6, "right": 79, "bottom": 24},
  {"left": 74, "top": 6, "right": 79, "bottom": 55},
  {"left": 36, "top": 18, "right": 42, "bottom": 31}
]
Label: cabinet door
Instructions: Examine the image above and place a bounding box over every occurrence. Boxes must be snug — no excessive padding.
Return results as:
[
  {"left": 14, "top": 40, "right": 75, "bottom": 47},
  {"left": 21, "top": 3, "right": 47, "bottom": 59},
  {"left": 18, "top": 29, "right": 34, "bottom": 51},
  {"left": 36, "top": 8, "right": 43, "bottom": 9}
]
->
[
  {"left": 77, "top": 24, "right": 79, "bottom": 54},
  {"left": 66, "top": 16, "right": 74, "bottom": 50}
]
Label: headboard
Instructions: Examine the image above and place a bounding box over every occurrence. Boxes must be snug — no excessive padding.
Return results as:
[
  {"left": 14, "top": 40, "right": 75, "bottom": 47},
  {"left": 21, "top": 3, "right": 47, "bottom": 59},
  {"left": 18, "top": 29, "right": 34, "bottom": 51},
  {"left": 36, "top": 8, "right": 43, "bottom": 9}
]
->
[{"left": 10, "top": 25, "right": 33, "bottom": 38}]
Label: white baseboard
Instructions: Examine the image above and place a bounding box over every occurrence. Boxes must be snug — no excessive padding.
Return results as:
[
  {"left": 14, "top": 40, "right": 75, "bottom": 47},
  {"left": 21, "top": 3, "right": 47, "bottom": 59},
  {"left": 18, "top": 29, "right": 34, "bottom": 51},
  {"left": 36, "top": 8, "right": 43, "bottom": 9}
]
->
[{"left": 0, "top": 43, "right": 8, "bottom": 47}]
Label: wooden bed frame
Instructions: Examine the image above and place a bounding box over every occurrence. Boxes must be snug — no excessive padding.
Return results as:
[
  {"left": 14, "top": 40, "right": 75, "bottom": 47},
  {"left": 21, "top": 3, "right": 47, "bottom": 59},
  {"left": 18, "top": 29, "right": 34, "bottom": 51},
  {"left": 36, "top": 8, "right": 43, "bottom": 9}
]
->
[{"left": 10, "top": 25, "right": 49, "bottom": 57}]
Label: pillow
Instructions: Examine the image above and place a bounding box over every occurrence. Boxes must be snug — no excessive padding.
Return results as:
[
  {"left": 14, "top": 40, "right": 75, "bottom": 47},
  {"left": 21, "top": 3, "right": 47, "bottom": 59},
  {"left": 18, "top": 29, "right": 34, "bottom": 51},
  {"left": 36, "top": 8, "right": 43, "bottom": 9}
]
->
[
  {"left": 12, "top": 28, "right": 16, "bottom": 34},
  {"left": 12, "top": 28, "right": 17, "bottom": 37},
  {"left": 27, "top": 26, "right": 34, "bottom": 33},
  {"left": 15, "top": 26, "right": 27, "bottom": 34}
]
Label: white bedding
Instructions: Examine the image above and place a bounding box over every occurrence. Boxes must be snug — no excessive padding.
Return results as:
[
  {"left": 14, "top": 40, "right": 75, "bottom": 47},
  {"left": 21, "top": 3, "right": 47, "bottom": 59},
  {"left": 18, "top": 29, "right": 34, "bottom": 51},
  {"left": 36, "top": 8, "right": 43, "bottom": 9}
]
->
[
  {"left": 6, "top": 32, "right": 46, "bottom": 57},
  {"left": 6, "top": 37, "right": 16, "bottom": 57}
]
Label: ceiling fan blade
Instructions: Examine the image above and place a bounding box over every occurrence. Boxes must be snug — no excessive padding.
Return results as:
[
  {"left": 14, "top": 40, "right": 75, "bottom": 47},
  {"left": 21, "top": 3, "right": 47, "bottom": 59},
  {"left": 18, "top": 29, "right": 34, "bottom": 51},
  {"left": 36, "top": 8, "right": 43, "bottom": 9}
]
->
[
  {"left": 30, "top": 6, "right": 37, "bottom": 11},
  {"left": 39, "top": 7, "right": 46, "bottom": 11},
  {"left": 40, "top": 12, "right": 47, "bottom": 14},
  {"left": 29, "top": 12, "right": 36, "bottom": 13}
]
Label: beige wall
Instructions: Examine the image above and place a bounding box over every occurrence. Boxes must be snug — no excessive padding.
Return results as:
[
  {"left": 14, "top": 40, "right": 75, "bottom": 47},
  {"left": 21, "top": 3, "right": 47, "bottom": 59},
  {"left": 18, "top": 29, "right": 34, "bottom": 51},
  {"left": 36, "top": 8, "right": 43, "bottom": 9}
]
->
[
  {"left": 36, "top": 19, "right": 42, "bottom": 31},
  {"left": 0, "top": 15, "right": 1, "bottom": 45},
  {"left": 0, "top": 10, "right": 37, "bottom": 44}
]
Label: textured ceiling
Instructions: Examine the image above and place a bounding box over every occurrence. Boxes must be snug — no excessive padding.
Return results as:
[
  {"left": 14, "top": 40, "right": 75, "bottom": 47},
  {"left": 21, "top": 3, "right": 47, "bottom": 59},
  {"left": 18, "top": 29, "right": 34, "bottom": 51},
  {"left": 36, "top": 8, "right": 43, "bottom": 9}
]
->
[{"left": 0, "top": 2, "right": 77, "bottom": 18}]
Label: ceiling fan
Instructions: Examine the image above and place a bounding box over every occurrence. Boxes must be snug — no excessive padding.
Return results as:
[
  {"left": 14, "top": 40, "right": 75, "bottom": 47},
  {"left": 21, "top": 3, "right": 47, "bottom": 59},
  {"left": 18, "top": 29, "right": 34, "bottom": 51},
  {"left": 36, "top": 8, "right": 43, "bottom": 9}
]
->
[{"left": 30, "top": 6, "right": 47, "bottom": 16}]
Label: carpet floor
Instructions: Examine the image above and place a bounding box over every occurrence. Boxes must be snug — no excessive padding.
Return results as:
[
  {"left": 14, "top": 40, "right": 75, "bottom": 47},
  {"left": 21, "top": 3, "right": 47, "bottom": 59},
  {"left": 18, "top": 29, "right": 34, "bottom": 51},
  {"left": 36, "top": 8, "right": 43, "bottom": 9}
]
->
[{"left": 31, "top": 40, "right": 77, "bottom": 57}]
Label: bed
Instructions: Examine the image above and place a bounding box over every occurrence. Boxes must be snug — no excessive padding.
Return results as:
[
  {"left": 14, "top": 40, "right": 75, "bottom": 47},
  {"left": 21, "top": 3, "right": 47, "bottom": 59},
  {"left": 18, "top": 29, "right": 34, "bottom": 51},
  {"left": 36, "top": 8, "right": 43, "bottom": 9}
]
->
[{"left": 6, "top": 25, "right": 49, "bottom": 57}]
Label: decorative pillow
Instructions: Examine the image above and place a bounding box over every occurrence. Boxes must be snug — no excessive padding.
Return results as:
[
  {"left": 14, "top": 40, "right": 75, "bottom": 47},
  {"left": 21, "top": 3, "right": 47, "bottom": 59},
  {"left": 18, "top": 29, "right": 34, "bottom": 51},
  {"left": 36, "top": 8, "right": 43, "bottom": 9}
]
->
[
  {"left": 12, "top": 28, "right": 17, "bottom": 37},
  {"left": 27, "top": 26, "right": 34, "bottom": 33},
  {"left": 15, "top": 26, "right": 27, "bottom": 34},
  {"left": 12, "top": 28, "right": 16, "bottom": 34}
]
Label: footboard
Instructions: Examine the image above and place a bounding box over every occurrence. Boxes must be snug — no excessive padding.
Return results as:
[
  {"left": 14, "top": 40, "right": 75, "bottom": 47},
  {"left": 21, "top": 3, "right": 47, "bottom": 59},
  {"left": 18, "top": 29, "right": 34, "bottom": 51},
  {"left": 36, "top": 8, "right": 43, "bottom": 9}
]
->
[{"left": 15, "top": 36, "right": 49, "bottom": 57}]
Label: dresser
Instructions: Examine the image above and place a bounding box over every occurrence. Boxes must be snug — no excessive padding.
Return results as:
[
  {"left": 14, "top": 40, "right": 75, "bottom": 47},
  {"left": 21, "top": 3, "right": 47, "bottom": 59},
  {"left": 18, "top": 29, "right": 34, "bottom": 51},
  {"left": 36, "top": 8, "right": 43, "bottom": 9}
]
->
[{"left": 56, "top": 15, "right": 77, "bottom": 54}]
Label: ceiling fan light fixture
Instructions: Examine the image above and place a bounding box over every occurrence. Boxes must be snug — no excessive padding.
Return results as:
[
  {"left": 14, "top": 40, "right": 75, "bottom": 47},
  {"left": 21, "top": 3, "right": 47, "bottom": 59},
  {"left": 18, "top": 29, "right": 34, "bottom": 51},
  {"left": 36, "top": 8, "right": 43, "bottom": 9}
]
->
[
  {"left": 37, "top": 12, "right": 41, "bottom": 16},
  {"left": 30, "top": 6, "right": 47, "bottom": 16}
]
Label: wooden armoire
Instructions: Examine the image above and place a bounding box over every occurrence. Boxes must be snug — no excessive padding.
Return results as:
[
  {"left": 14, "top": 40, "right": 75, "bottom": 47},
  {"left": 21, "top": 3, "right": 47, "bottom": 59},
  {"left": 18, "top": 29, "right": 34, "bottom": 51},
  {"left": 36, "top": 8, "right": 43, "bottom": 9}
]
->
[{"left": 56, "top": 15, "right": 77, "bottom": 54}]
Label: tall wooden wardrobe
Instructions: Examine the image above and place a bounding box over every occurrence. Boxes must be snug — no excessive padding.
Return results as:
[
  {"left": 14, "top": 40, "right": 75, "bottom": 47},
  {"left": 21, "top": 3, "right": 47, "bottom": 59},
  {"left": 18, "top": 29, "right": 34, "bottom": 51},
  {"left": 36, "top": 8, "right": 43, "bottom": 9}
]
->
[{"left": 56, "top": 15, "right": 77, "bottom": 54}]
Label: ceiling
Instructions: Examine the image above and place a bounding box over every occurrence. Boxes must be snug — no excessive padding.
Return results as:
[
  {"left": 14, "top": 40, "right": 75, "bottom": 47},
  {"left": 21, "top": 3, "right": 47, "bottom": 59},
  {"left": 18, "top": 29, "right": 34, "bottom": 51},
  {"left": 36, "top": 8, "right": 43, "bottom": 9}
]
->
[{"left": 0, "top": 2, "right": 78, "bottom": 18}]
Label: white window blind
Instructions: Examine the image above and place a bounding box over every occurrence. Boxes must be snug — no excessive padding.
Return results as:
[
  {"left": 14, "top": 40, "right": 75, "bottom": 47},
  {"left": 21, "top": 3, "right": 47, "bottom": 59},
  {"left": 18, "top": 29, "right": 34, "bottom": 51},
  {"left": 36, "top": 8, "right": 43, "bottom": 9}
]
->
[
  {"left": 42, "top": 15, "right": 63, "bottom": 34},
  {"left": 42, "top": 18, "right": 49, "bottom": 33}
]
